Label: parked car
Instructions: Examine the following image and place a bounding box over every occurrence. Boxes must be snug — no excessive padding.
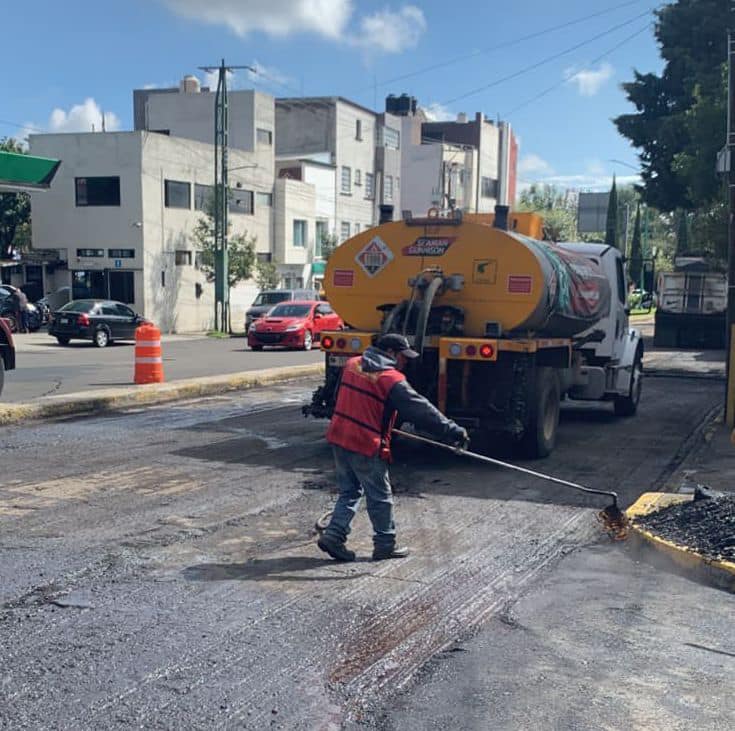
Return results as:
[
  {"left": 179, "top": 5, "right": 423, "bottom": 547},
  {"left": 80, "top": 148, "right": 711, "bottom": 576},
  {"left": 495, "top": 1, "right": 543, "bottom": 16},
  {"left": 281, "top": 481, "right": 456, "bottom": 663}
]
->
[
  {"left": 0, "top": 316, "right": 16, "bottom": 397},
  {"left": 245, "top": 288, "right": 320, "bottom": 332},
  {"left": 247, "top": 300, "right": 343, "bottom": 351},
  {"left": 48, "top": 299, "right": 148, "bottom": 347},
  {"left": 0, "top": 284, "right": 43, "bottom": 333}
]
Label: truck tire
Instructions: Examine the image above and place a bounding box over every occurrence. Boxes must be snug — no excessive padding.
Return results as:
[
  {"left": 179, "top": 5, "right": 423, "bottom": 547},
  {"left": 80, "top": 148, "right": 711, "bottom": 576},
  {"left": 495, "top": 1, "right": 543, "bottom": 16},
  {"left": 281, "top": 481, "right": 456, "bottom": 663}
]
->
[
  {"left": 0, "top": 354, "right": 4, "bottom": 397},
  {"left": 521, "top": 367, "right": 560, "bottom": 459},
  {"left": 614, "top": 352, "right": 643, "bottom": 417}
]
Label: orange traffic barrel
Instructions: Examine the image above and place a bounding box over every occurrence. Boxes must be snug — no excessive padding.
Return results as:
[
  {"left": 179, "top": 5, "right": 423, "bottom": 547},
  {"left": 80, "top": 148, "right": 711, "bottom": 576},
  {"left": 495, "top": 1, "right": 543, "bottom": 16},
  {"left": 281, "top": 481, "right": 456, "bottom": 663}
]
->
[{"left": 134, "top": 323, "right": 164, "bottom": 384}]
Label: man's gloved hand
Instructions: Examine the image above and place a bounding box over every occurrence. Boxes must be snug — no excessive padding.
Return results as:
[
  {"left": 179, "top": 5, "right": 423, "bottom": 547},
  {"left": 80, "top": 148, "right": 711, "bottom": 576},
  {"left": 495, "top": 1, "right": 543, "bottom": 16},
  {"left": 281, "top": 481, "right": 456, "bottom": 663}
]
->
[{"left": 447, "top": 424, "right": 470, "bottom": 450}]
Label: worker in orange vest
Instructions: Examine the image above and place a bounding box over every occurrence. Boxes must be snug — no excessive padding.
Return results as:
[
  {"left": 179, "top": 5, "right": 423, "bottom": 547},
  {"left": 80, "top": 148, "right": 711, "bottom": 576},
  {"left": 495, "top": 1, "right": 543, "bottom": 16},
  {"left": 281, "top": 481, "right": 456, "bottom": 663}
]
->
[{"left": 319, "top": 333, "right": 468, "bottom": 562}]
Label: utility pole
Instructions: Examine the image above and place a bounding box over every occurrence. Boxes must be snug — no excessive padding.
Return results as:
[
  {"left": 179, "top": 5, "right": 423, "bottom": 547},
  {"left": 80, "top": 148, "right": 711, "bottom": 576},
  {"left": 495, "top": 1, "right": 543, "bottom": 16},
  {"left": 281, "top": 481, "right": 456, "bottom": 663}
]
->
[
  {"left": 198, "top": 59, "right": 254, "bottom": 332},
  {"left": 726, "top": 31, "right": 735, "bottom": 426}
]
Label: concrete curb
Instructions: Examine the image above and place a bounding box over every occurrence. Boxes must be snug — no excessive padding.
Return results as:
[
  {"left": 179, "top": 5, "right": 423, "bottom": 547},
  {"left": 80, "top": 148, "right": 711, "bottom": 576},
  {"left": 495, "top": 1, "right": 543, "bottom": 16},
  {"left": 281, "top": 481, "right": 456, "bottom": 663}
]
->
[
  {"left": 0, "top": 362, "right": 324, "bottom": 426},
  {"left": 627, "top": 492, "right": 735, "bottom": 592}
]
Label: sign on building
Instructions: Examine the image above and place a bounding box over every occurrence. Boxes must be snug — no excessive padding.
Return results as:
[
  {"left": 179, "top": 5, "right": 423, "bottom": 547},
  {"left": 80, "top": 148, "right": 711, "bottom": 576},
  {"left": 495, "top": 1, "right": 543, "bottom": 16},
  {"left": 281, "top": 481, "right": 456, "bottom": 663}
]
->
[{"left": 577, "top": 192, "right": 609, "bottom": 234}]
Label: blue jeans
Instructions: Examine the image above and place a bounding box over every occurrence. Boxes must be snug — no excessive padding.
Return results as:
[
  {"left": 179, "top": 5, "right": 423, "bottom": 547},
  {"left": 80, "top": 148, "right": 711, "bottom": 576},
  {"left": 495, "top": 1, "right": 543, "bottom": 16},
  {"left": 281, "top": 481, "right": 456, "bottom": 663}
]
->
[{"left": 324, "top": 445, "right": 396, "bottom": 550}]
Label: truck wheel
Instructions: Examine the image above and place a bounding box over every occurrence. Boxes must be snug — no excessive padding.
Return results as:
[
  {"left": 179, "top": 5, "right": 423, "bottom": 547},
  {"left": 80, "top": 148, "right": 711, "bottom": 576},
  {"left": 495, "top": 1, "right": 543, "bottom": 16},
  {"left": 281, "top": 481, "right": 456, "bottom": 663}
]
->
[
  {"left": 0, "top": 355, "right": 4, "bottom": 397},
  {"left": 521, "top": 367, "right": 560, "bottom": 459},
  {"left": 614, "top": 353, "right": 643, "bottom": 417}
]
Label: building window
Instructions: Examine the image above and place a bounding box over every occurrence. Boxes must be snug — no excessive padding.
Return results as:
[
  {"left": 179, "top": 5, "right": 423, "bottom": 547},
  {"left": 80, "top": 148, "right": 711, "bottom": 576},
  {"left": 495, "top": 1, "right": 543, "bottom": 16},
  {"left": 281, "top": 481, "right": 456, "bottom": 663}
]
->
[
  {"left": 109, "top": 271, "right": 135, "bottom": 304},
  {"left": 175, "top": 250, "right": 192, "bottom": 266},
  {"left": 230, "top": 189, "right": 254, "bottom": 214},
  {"left": 354, "top": 169, "right": 362, "bottom": 186},
  {"left": 256, "top": 191, "right": 273, "bottom": 207},
  {"left": 481, "top": 177, "right": 498, "bottom": 198},
  {"left": 341, "top": 166, "right": 351, "bottom": 194},
  {"left": 384, "top": 175, "right": 394, "bottom": 202},
  {"left": 108, "top": 249, "right": 135, "bottom": 259},
  {"left": 315, "top": 220, "right": 329, "bottom": 257},
  {"left": 164, "top": 179, "right": 191, "bottom": 209},
  {"left": 75, "top": 176, "right": 120, "bottom": 207},
  {"left": 396, "top": 177, "right": 400, "bottom": 190},
  {"left": 257, "top": 128, "right": 273, "bottom": 145},
  {"left": 76, "top": 248, "right": 105, "bottom": 257},
  {"left": 293, "top": 219, "right": 307, "bottom": 248},
  {"left": 365, "top": 172, "right": 374, "bottom": 199},
  {"left": 354, "top": 223, "right": 361, "bottom": 233},
  {"left": 355, "top": 119, "right": 362, "bottom": 140},
  {"left": 378, "top": 126, "right": 400, "bottom": 149},
  {"left": 257, "top": 252, "right": 272, "bottom": 263},
  {"left": 340, "top": 221, "right": 351, "bottom": 242},
  {"left": 194, "top": 183, "right": 214, "bottom": 211}
]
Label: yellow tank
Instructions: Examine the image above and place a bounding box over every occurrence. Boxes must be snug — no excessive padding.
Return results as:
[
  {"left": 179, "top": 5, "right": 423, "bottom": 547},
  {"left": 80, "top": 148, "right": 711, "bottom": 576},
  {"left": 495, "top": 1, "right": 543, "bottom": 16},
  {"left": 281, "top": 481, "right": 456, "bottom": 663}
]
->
[{"left": 324, "top": 218, "right": 609, "bottom": 338}]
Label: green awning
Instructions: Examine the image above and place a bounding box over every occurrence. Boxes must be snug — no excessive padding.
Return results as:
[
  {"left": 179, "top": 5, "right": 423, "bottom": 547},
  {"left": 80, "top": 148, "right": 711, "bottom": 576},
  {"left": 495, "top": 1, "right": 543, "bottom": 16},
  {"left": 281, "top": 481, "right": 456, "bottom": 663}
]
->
[
  {"left": 311, "top": 260, "right": 326, "bottom": 275},
  {"left": 0, "top": 150, "right": 61, "bottom": 192}
]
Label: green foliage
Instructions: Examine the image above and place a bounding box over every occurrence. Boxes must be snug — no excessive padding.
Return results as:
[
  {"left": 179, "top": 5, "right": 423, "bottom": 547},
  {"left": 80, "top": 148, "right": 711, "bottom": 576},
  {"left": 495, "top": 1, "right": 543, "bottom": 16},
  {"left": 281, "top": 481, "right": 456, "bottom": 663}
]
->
[
  {"left": 628, "top": 204, "right": 643, "bottom": 287},
  {"left": 613, "top": 0, "right": 728, "bottom": 212},
  {"left": 255, "top": 258, "right": 280, "bottom": 289},
  {"left": 517, "top": 184, "right": 578, "bottom": 241},
  {"left": 604, "top": 177, "right": 619, "bottom": 249},
  {"left": 191, "top": 199, "right": 256, "bottom": 289},
  {"left": 0, "top": 137, "right": 31, "bottom": 259},
  {"left": 675, "top": 210, "right": 689, "bottom": 258},
  {"left": 319, "top": 232, "right": 339, "bottom": 260}
]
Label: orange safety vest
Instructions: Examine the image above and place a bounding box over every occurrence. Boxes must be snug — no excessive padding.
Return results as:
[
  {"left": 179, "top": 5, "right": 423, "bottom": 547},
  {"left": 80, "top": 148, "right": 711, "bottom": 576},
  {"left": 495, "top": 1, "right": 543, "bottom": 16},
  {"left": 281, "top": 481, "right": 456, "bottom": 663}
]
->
[{"left": 326, "top": 356, "right": 405, "bottom": 460}]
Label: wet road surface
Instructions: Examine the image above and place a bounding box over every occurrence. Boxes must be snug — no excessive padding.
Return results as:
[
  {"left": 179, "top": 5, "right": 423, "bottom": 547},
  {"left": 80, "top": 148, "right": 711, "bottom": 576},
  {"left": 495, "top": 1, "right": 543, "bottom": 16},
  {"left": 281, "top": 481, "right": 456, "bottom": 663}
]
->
[{"left": 0, "top": 374, "right": 729, "bottom": 729}]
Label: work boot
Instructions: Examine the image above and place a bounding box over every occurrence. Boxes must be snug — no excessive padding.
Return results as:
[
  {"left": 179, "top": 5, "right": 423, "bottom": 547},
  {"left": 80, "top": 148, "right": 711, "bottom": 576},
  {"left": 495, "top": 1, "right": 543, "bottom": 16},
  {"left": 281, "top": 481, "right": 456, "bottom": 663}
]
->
[
  {"left": 372, "top": 545, "right": 410, "bottom": 561},
  {"left": 317, "top": 535, "right": 356, "bottom": 562}
]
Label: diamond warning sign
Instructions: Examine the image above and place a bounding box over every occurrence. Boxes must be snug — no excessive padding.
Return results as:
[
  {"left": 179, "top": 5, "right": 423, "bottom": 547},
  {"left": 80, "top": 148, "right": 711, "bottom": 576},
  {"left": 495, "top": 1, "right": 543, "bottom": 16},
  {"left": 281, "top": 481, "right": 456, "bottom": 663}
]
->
[{"left": 355, "top": 236, "right": 394, "bottom": 278}]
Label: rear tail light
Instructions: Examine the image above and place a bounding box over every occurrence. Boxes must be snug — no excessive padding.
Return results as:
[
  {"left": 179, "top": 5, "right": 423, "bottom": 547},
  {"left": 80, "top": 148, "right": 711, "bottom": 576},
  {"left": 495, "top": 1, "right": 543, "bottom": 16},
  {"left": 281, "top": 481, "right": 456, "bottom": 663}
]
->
[
  {"left": 77, "top": 313, "right": 90, "bottom": 326},
  {"left": 322, "top": 335, "right": 334, "bottom": 349},
  {"left": 480, "top": 344, "right": 494, "bottom": 358},
  {"left": 336, "top": 338, "right": 347, "bottom": 350}
]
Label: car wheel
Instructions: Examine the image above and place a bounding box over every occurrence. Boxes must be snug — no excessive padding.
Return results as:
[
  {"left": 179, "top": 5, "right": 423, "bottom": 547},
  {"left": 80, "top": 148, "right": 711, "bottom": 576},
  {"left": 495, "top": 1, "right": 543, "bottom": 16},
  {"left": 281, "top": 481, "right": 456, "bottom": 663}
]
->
[
  {"left": 93, "top": 327, "right": 111, "bottom": 348},
  {"left": 56, "top": 337, "right": 70, "bottom": 346},
  {"left": 303, "top": 330, "right": 313, "bottom": 351}
]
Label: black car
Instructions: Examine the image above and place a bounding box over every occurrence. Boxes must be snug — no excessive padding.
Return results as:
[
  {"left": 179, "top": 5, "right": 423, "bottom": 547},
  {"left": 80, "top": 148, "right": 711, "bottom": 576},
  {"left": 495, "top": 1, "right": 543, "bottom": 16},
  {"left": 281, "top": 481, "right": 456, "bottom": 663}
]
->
[{"left": 49, "top": 299, "right": 147, "bottom": 347}]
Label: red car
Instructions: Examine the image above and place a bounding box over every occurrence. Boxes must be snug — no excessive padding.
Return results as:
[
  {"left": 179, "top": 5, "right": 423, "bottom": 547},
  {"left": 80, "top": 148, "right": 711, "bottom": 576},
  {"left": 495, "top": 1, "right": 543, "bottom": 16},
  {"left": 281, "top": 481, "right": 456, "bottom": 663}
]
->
[{"left": 247, "top": 300, "right": 343, "bottom": 351}]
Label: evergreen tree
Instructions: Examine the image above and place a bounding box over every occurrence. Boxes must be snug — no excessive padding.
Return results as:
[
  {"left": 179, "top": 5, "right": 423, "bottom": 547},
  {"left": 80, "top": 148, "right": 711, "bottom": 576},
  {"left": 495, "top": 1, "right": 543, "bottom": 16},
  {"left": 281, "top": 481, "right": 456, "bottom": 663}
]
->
[
  {"left": 628, "top": 204, "right": 643, "bottom": 288},
  {"left": 604, "top": 176, "right": 619, "bottom": 249}
]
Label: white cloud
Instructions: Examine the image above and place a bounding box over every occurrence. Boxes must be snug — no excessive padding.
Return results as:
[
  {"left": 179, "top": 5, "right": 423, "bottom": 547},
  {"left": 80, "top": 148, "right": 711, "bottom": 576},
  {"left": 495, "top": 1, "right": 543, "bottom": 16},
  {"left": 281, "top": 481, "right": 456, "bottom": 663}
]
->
[
  {"left": 422, "top": 102, "right": 454, "bottom": 122},
  {"left": 163, "top": 0, "right": 353, "bottom": 39},
  {"left": 247, "top": 60, "right": 296, "bottom": 92},
  {"left": 353, "top": 5, "right": 426, "bottom": 53},
  {"left": 48, "top": 99, "right": 120, "bottom": 133},
  {"left": 564, "top": 62, "right": 614, "bottom": 97},
  {"left": 163, "top": 0, "right": 426, "bottom": 54},
  {"left": 518, "top": 154, "right": 555, "bottom": 177}
]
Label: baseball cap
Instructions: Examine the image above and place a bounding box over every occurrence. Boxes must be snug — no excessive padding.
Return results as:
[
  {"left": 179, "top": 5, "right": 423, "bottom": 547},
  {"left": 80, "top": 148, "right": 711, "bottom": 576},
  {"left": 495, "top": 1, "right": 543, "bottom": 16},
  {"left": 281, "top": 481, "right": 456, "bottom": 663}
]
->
[{"left": 376, "top": 333, "right": 419, "bottom": 359}]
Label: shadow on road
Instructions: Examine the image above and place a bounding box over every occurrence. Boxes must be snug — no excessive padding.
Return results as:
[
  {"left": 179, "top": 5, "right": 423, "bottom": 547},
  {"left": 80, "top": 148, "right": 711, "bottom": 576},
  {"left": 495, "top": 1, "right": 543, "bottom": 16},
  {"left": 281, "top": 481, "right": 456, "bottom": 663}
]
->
[{"left": 181, "top": 556, "right": 363, "bottom": 582}]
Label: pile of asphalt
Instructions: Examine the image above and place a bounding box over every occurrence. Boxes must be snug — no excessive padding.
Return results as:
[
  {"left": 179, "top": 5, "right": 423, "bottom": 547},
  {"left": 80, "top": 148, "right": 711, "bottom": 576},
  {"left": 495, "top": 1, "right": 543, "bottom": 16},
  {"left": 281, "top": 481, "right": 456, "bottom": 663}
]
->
[{"left": 635, "top": 486, "right": 735, "bottom": 561}]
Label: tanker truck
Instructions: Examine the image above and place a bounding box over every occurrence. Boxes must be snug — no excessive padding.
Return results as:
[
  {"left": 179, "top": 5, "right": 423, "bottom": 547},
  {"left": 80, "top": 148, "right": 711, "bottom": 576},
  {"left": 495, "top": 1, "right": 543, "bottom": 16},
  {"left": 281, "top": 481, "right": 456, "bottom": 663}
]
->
[{"left": 304, "top": 209, "right": 643, "bottom": 457}]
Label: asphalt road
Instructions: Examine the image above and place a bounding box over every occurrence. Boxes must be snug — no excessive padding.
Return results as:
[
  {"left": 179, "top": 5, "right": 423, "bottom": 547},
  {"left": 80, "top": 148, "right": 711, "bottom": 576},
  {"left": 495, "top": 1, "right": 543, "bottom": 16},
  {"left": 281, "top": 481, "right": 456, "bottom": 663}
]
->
[
  {"left": 1, "top": 372, "right": 732, "bottom": 729},
  {"left": 4, "top": 332, "right": 323, "bottom": 402}
]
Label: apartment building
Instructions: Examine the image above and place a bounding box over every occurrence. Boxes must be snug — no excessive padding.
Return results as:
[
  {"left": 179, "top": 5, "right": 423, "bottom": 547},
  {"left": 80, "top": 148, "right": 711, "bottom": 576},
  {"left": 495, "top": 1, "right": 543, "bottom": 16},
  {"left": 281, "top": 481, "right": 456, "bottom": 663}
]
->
[
  {"left": 29, "top": 129, "right": 274, "bottom": 332},
  {"left": 275, "top": 96, "right": 402, "bottom": 244}
]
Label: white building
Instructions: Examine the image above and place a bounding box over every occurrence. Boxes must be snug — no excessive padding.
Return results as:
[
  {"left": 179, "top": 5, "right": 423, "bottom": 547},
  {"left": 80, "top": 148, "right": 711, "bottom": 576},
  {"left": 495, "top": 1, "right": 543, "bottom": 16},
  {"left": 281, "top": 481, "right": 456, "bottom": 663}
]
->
[
  {"left": 29, "top": 129, "right": 274, "bottom": 332},
  {"left": 275, "top": 96, "right": 403, "bottom": 243}
]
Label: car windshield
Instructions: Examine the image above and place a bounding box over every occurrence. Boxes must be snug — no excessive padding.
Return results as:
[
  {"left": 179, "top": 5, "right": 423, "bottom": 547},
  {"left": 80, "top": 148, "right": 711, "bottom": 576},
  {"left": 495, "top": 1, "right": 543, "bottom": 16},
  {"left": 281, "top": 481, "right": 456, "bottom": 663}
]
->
[
  {"left": 253, "top": 292, "right": 290, "bottom": 306},
  {"left": 268, "top": 304, "right": 312, "bottom": 318},
  {"left": 59, "top": 301, "right": 95, "bottom": 313}
]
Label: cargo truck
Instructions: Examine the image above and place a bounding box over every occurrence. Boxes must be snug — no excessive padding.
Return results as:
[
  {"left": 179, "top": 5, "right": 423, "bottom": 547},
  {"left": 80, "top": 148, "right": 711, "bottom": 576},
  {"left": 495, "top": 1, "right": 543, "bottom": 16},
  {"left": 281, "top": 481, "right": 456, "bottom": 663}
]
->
[{"left": 304, "top": 209, "right": 643, "bottom": 457}]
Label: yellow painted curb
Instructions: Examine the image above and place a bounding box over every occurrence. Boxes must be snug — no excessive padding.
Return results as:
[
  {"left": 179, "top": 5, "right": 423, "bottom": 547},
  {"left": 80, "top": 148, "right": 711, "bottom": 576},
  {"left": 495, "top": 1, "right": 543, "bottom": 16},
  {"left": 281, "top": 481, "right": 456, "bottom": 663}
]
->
[
  {"left": 0, "top": 362, "right": 324, "bottom": 426},
  {"left": 627, "top": 492, "right": 735, "bottom": 592}
]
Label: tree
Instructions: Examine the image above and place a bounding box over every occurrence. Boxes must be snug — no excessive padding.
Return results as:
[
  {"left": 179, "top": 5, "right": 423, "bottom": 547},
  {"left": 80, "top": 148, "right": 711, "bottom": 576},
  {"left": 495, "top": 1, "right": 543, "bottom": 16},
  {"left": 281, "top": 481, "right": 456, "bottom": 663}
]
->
[
  {"left": 0, "top": 137, "right": 31, "bottom": 260},
  {"left": 517, "top": 183, "right": 578, "bottom": 241},
  {"left": 604, "top": 176, "right": 619, "bottom": 249},
  {"left": 255, "top": 258, "right": 280, "bottom": 289},
  {"left": 614, "top": 0, "right": 728, "bottom": 213},
  {"left": 191, "top": 198, "right": 256, "bottom": 291},
  {"left": 628, "top": 204, "right": 642, "bottom": 288},
  {"left": 675, "top": 210, "right": 689, "bottom": 258},
  {"left": 319, "top": 232, "right": 339, "bottom": 260}
]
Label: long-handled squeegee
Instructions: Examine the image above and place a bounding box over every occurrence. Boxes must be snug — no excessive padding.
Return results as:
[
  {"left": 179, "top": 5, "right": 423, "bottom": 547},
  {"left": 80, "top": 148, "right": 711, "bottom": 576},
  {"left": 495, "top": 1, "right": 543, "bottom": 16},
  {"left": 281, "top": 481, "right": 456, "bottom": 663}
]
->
[{"left": 392, "top": 429, "right": 629, "bottom": 539}]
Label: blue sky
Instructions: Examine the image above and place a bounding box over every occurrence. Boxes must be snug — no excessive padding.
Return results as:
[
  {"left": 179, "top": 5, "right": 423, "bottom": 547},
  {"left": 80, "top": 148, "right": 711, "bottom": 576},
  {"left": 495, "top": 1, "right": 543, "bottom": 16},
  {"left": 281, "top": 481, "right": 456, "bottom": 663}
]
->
[{"left": 1, "top": 0, "right": 664, "bottom": 191}]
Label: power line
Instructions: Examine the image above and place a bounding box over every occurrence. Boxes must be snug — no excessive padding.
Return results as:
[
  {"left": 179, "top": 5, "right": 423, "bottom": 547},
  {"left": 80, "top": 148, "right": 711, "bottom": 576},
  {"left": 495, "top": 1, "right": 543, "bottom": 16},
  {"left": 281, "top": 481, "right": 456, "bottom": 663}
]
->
[
  {"left": 359, "top": 0, "right": 648, "bottom": 93},
  {"left": 442, "top": 7, "right": 656, "bottom": 106},
  {"left": 0, "top": 119, "right": 44, "bottom": 135},
  {"left": 503, "top": 23, "right": 653, "bottom": 117}
]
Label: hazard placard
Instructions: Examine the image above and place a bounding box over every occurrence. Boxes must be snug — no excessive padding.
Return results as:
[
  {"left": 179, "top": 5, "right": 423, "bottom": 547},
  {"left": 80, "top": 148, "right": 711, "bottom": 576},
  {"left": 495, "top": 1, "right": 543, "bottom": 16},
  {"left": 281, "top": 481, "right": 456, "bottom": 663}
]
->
[
  {"left": 473, "top": 259, "right": 497, "bottom": 285},
  {"left": 355, "top": 236, "right": 394, "bottom": 278}
]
